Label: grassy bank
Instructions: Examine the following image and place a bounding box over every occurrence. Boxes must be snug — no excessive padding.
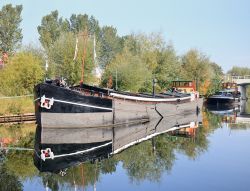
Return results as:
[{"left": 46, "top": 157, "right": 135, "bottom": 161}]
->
[{"left": 0, "top": 96, "right": 34, "bottom": 115}]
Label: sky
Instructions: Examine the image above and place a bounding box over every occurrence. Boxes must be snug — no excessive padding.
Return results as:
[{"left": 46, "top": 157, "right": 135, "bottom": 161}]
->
[{"left": 0, "top": 0, "right": 249, "bottom": 72}]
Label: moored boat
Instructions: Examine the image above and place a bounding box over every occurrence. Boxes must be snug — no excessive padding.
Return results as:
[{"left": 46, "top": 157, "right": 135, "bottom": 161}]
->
[
  {"left": 34, "top": 79, "right": 202, "bottom": 129},
  {"left": 206, "top": 82, "right": 241, "bottom": 105},
  {"left": 206, "top": 90, "right": 238, "bottom": 105}
]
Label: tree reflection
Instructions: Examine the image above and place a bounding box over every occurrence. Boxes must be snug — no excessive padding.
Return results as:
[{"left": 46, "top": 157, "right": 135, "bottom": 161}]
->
[
  {"left": 0, "top": 109, "right": 227, "bottom": 189},
  {"left": 114, "top": 122, "right": 210, "bottom": 183},
  {"left": 0, "top": 164, "right": 23, "bottom": 191}
]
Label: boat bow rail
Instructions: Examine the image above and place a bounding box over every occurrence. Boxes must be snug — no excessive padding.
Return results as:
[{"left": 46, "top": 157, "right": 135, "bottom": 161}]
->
[{"left": 110, "top": 92, "right": 191, "bottom": 102}]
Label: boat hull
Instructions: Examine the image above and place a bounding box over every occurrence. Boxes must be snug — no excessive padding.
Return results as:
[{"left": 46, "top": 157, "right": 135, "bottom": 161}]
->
[
  {"left": 206, "top": 96, "right": 239, "bottom": 105},
  {"left": 34, "top": 83, "right": 202, "bottom": 129}
]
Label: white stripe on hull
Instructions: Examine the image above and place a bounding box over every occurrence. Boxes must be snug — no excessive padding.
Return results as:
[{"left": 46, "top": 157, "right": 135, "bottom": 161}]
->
[
  {"left": 53, "top": 98, "right": 113, "bottom": 111},
  {"left": 36, "top": 96, "right": 113, "bottom": 111},
  {"left": 110, "top": 92, "right": 191, "bottom": 102}
]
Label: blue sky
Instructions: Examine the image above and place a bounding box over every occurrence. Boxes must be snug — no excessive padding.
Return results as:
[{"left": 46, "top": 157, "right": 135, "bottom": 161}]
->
[{"left": 0, "top": 0, "right": 249, "bottom": 72}]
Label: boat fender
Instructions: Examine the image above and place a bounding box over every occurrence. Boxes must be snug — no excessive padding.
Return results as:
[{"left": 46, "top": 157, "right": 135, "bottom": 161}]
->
[
  {"left": 41, "top": 148, "right": 54, "bottom": 161},
  {"left": 40, "top": 95, "right": 54, "bottom": 109}
]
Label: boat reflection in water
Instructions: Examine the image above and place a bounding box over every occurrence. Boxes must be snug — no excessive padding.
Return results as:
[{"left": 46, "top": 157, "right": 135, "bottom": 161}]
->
[
  {"left": 34, "top": 111, "right": 202, "bottom": 174},
  {"left": 206, "top": 100, "right": 250, "bottom": 127}
]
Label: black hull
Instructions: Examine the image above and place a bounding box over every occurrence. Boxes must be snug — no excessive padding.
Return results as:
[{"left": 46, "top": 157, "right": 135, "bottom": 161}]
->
[
  {"left": 34, "top": 83, "right": 112, "bottom": 113},
  {"left": 34, "top": 83, "right": 113, "bottom": 127},
  {"left": 34, "top": 142, "right": 112, "bottom": 173},
  {"left": 34, "top": 82, "right": 202, "bottom": 128},
  {"left": 206, "top": 97, "right": 237, "bottom": 105}
]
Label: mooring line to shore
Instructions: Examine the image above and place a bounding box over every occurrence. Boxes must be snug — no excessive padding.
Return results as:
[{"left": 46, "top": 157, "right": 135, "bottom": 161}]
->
[
  {"left": 0, "top": 147, "right": 34, "bottom": 151},
  {"left": 0, "top": 94, "right": 33, "bottom": 99}
]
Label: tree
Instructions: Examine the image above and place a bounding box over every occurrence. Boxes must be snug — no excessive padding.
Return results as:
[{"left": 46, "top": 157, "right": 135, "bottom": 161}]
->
[
  {"left": 206, "top": 62, "right": 223, "bottom": 95},
  {"left": 181, "top": 49, "right": 211, "bottom": 95},
  {"left": 37, "top": 10, "right": 62, "bottom": 50},
  {"left": 227, "top": 66, "right": 250, "bottom": 76},
  {"left": 48, "top": 32, "right": 96, "bottom": 85},
  {"left": 0, "top": 4, "right": 23, "bottom": 54},
  {"left": 70, "top": 13, "right": 89, "bottom": 34},
  {"left": 0, "top": 52, "right": 44, "bottom": 95},
  {"left": 0, "top": 165, "right": 23, "bottom": 191},
  {"left": 102, "top": 48, "right": 151, "bottom": 92},
  {"left": 154, "top": 44, "right": 181, "bottom": 90},
  {"left": 98, "top": 26, "right": 123, "bottom": 68}
]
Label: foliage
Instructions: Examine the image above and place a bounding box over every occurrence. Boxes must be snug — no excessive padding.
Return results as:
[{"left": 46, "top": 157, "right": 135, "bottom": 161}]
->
[
  {"left": 102, "top": 47, "right": 151, "bottom": 92},
  {"left": 98, "top": 26, "right": 123, "bottom": 68},
  {"left": 154, "top": 43, "right": 181, "bottom": 90},
  {"left": 38, "top": 11, "right": 121, "bottom": 85},
  {"left": 47, "top": 32, "right": 96, "bottom": 85},
  {"left": 37, "top": 10, "right": 63, "bottom": 50},
  {"left": 227, "top": 66, "right": 250, "bottom": 76},
  {"left": 21, "top": 44, "right": 46, "bottom": 64},
  {"left": 101, "top": 33, "right": 178, "bottom": 92},
  {"left": 37, "top": 10, "right": 235, "bottom": 95},
  {"left": 0, "top": 4, "right": 23, "bottom": 53},
  {"left": 0, "top": 52, "right": 44, "bottom": 96},
  {"left": 206, "top": 62, "right": 223, "bottom": 96},
  {"left": 5, "top": 151, "right": 37, "bottom": 180},
  {"left": 181, "top": 49, "right": 211, "bottom": 95},
  {"left": 0, "top": 165, "right": 23, "bottom": 191}
]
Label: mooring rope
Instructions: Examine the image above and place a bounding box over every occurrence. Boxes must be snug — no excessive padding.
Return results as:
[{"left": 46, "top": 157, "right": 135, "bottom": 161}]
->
[{"left": 0, "top": 94, "right": 33, "bottom": 100}]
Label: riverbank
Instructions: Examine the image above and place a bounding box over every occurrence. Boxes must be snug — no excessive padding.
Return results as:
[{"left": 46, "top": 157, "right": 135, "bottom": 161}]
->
[{"left": 0, "top": 96, "right": 34, "bottom": 115}]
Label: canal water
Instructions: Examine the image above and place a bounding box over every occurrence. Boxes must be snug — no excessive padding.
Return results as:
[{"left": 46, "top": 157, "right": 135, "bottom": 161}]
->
[{"left": 0, "top": 101, "right": 250, "bottom": 191}]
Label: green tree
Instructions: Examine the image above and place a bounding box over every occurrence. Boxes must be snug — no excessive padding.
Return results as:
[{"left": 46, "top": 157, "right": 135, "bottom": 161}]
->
[
  {"left": 154, "top": 44, "right": 181, "bottom": 90},
  {"left": 98, "top": 26, "right": 123, "bottom": 68},
  {"left": 47, "top": 32, "right": 96, "bottom": 85},
  {"left": 102, "top": 48, "right": 151, "bottom": 92},
  {"left": 227, "top": 66, "right": 250, "bottom": 76},
  {"left": 0, "top": 52, "right": 44, "bottom": 95},
  {"left": 0, "top": 4, "right": 23, "bottom": 53},
  {"left": 70, "top": 14, "right": 89, "bottom": 34},
  {"left": 0, "top": 165, "right": 23, "bottom": 191},
  {"left": 181, "top": 49, "right": 211, "bottom": 95},
  {"left": 37, "top": 10, "right": 62, "bottom": 50},
  {"left": 206, "top": 62, "right": 223, "bottom": 95}
]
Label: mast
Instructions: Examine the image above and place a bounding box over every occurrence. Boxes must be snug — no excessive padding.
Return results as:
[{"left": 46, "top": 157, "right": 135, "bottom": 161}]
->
[{"left": 81, "top": 28, "right": 88, "bottom": 83}]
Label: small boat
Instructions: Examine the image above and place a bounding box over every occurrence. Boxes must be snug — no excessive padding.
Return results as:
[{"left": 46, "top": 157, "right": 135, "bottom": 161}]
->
[
  {"left": 207, "top": 91, "right": 235, "bottom": 105},
  {"left": 206, "top": 82, "right": 241, "bottom": 105},
  {"left": 34, "top": 79, "right": 203, "bottom": 129}
]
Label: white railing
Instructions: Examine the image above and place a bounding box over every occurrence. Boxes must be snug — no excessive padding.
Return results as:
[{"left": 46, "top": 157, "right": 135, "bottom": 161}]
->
[
  {"left": 223, "top": 75, "right": 250, "bottom": 82},
  {"left": 231, "top": 75, "right": 250, "bottom": 80}
]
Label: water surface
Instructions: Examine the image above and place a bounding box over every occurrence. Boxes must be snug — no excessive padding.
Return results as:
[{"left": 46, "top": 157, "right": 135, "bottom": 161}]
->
[{"left": 0, "top": 102, "right": 250, "bottom": 191}]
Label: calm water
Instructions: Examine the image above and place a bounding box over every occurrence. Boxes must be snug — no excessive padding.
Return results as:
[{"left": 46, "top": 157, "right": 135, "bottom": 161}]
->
[{"left": 0, "top": 101, "right": 250, "bottom": 191}]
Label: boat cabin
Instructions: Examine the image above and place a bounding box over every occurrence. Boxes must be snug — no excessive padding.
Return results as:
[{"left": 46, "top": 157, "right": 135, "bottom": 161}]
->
[
  {"left": 222, "top": 82, "right": 238, "bottom": 92},
  {"left": 171, "top": 80, "right": 196, "bottom": 93}
]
